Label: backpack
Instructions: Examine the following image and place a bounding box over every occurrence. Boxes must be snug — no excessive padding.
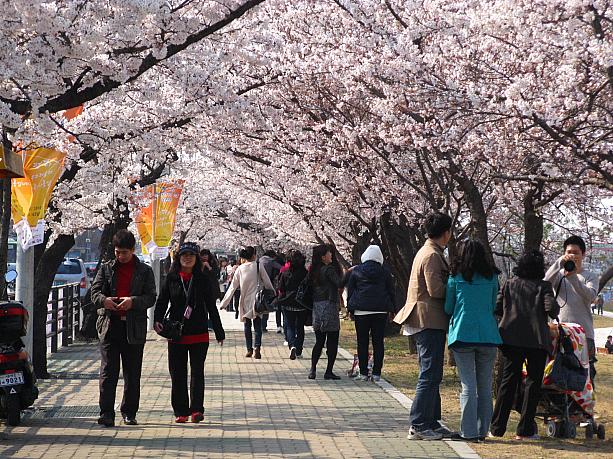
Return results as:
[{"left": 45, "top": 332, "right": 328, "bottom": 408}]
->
[{"left": 295, "top": 272, "right": 313, "bottom": 310}]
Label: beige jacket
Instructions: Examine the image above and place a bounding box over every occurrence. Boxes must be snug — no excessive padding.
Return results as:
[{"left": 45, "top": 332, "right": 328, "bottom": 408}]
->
[
  {"left": 393, "top": 239, "right": 450, "bottom": 330},
  {"left": 220, "top": 260, "right": 274, "bottom": 322}
]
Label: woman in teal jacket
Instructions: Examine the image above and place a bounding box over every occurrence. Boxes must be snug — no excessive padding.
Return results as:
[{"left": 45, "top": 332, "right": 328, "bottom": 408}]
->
[{"left": 444, "top": 239, "right": 501, "bottom": 442}]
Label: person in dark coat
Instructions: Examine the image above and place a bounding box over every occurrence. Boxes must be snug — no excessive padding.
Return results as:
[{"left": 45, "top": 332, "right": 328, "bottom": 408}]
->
[
  {"left": 346, "top": 245, "right": 396, "bottom": 382},
  {"left": 154, "top": 242, "right": 225, "bottom": 423},
  {"left": 276, "top": 250, "right": 309, "bottom": 360},
  {"left": 91, "top": 230, "right": 157, "bottom": 427},
  {"left": 491, "top": 250, "right": 560, "bottom": 440},
  {"left": 309, "top": 244, "right": 347, "bottom": 380}
]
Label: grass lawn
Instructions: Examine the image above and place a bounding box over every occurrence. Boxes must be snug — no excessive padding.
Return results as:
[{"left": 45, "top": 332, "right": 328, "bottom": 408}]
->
[
  {"left": 339, "top": 319, "right": 613, "bottom": 458},
  {"left": 593, "top": 314, "right": 613, "bottom": 329}
]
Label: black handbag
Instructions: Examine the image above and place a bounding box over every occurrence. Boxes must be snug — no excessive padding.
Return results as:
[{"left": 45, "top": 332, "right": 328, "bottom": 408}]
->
[
  {"left": 295, "top": 272, "right": 313, "bottom": 310},
  {"left": 548, "top": 325, "right": 588, "bottom": 392},
  {"left": 157, "top": 276, "right": 192, "bottom": 341},
  {"left": 254, "top": 262, "right": 276, "bottom": 314}
]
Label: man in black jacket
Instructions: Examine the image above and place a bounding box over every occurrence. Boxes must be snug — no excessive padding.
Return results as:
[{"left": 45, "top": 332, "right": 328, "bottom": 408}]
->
[{"left": 91, "top": 230, "right": 156, "bottom": 427}]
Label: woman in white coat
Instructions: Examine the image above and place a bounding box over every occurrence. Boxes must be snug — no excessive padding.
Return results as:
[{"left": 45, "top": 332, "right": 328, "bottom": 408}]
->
[{"left": 220, "top": 247, "right": 274, "bottom": 359}]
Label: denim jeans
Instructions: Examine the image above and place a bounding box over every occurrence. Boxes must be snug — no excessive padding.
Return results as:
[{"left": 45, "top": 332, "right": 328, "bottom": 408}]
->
[
  {"left": 452, "top": 345, "right": 497, "bottom": 438},
  {"left": 409, "top": 329, "right": 446, "bottom": 432},
  {"left": 285, "top": 309, "right": 308, "bottom": 353},
  {"left": 244, "top": 317, "right": 262, "bottom": 350}
]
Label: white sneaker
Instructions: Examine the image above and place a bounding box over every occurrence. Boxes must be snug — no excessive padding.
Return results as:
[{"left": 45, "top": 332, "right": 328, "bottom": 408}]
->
[
  {"left": 283, "top": 341, "right": 288, "bottom": 346},
  {"left": 407, "top": 427, "right": 443, "bottom": 441},
  {"left": 353, "top": 374, "right": 368, "bottom": 381},
  {"left": 277, "top": 327, "right": 283, "bottom": 334}
]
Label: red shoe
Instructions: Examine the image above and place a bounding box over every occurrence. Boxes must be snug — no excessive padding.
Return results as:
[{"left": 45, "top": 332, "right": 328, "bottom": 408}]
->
[
  {"left": 175, "top": 416, "right": 189, "bottom": 423},
  {"left": 191, "top": 412, "right": 204, "bottom": 423}
]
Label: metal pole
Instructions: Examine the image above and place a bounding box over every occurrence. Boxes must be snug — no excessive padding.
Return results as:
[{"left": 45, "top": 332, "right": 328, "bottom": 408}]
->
[
  {"left": 16, "top": 244, "right": 34, "bottom": 356},
  {"left": 148, "top": 184, "right": 159, "bottom": 330}
]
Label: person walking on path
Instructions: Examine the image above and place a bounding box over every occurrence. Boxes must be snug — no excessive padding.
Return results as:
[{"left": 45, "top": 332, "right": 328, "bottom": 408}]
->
[
  {"left": 153, "top": 242, "right": 225, "bottom": 424},
  {"left": 276, "top": 250, "right": 309, "bottom": 360},
  {"left": 491, "top": 250, "right": 560, "bottom": 440},
  {"left": 91, "top": 230, "right": 157, "bottom": 427},
  {"left": 259, "top": 249, "right": 284, "bottom": 333},
  {"left": 544, "top": 235, "right": 598, "bottom": 385},
  {"left": 393, "top": 212, "right": 454, "bottom": 441},
  {"left": 220, "top": 247, "right": 275, "bottom": 359},
  {"left": 308, "top": 244, "right": 347, "bottom": 380},
  {"left": 346, "top": 245, "right": 396, "bottom": 382},
  {"left": 444, "top": 239, "right": 501, "bottom": 442}
]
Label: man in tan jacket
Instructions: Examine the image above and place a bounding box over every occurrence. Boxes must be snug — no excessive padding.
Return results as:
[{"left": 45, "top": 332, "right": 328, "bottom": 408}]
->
[{"left": 394, "top": 212, "right": 453, "bottom": 440}]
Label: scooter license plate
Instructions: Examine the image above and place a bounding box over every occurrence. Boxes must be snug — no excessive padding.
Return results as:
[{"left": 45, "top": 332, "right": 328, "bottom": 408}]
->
[{"left": 0, "top": 371, "right": 24, "bottom": 387}]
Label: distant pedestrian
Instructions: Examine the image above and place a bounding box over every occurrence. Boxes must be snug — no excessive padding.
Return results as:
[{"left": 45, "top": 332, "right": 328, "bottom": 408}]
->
[
  {"left": 91, "top": 230, "right": 156, "bottom": 427},
  {"left": 444, "top": 239, "right": 501, "bottom": 442},
  {"left": 308, "top": 244, "right": 347, "bottom": 380},
  {"left": 220, "top": 247, "right": 275, "bottom": 359},
  {"left": 346, "top": 245, "right": 396, "bottom": 382},
  {"left": 153, "top": 242, "right": 225, "bottom": 423},
  {"left": 491, "top": 250, "right": 560, "bottom": 440},
  {"left": 259, "top": 249, "right": 284, "bottom": 333},
  {"left": 596, "top": 295, "right": 604, "bottom": 315},
  {"left": 276, "top": 250, "right": 309, "bottom": 360}
]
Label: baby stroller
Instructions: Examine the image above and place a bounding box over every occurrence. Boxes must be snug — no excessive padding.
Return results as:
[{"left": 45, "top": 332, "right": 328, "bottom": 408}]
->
[{"left": 521, "top": 322, "right": 605, "bottom": 440}]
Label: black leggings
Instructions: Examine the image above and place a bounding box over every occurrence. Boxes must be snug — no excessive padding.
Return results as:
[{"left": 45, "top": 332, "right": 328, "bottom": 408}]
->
[
  {"left": 311, "top": 330, "right": 339, "bottom": 374},
  {"left": 168, "top": 342, "right": 209, "bottom": 417}
]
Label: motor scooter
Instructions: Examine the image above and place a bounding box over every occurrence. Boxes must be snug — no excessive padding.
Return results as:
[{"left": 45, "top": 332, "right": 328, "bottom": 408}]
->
[{"left": 0, "top": 270, "right": 38, "bottom": 426}]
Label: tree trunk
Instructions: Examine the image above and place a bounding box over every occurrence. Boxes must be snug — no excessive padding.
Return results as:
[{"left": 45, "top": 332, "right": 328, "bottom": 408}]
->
[
  {"left": 32, "top": 234, "right": 75, "bottom": 378},
  {"left": 523, "top": 187, "right": 544, "bottom": 252},
  {"left": 0, "top": 178, "right": 11, "bottom": 296},
  {"left": 99, "top": 199, "right": 131, "bottom": 262}
]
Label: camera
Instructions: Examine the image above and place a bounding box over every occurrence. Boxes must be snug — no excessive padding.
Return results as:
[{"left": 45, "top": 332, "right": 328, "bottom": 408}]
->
[{"left": 563, "top": 259, "right": 576, "bottom": 273}]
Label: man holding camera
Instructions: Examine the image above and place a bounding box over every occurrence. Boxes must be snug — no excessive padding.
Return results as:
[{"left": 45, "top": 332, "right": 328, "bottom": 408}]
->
[
  {"left": 545, "top": 235, "right": 598, "bottom": 384},
  {"left": 91, "top": 230, "right": 157, "bottom": 427}
]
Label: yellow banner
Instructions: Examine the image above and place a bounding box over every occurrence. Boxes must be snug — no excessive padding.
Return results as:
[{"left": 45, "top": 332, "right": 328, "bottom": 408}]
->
[
  {"left": 153, "top": 180, "right": 184, "bottom": 248},
  {"left": 131, "top": 180, "right": 183, "bottom": 256},
  {"left": 11, "top": 148, "right": 66, "bottom": 248}
]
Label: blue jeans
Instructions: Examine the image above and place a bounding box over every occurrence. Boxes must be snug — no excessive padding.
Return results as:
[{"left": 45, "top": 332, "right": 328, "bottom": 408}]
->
[
  {"left": 409, "top": 329, "right": 446, "bottom": 431},
  {"left": 244, "top": 317, "right": 262, "bottom": 350},
  {"left": 452, "top": 345, "right": 497, "bottom": 438},
  {"left": 285, "top": 309, "right": 308, "bottom": 353}
]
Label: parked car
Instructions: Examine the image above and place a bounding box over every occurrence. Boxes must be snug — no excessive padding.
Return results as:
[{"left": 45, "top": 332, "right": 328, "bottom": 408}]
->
[
  {"left": 84, "top": 262, "right": 98, "bottom": 282},
  {"left": 54, "top": 258, "right": 90, "bottom": 298}
]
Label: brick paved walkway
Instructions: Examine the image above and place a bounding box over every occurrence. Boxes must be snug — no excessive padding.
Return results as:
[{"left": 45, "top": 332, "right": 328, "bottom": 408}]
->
[{"left": 1, "top": 310, "right": 467, "bottom": 458}]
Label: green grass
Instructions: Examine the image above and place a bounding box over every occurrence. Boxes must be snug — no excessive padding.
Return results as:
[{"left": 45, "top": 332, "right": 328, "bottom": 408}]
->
[{"left": 339, "top": 319, "right": 613, "bottom": 458}]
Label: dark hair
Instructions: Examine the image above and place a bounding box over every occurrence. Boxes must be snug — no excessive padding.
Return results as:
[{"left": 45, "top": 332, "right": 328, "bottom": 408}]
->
[
  {"left": 513, "top": 250, "right": 546, "bottom": 280},
  {"left": 112, "top": 229, "right": 136, "bottom": 249},
  {"left": 563, "top": 235, "right": 586, "bottom": 254},
  {"left": 264, "top": 249, "right": 276, "bottom": 258},
  {"left": 424, "top": 212, "right": 453, "bottom": 239},
  {"left": 239, "top": 246, "right": 256, "bottom": 260},
  {"left": 450, "top": 239, "right": 494, "bottom": 282},
  {"left": 199, "top": 248, "right": 218, "bottom": 270},
  {"left": 311, "top": 244, "right": 340, "bottom": 284},
  {"left": 170, "top": 246, "right": 203, "bottom": 274},
  {"left": 289, "top": 250, "right": 306, "bottom": 272}
]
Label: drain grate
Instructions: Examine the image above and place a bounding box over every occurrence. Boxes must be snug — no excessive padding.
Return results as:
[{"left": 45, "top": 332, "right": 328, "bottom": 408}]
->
[
  {"left": 25, "top": 405, "right": 99, "bottom": 419},
  {"left": 51, "top": 372, "right": 99, "bottom": 380}
]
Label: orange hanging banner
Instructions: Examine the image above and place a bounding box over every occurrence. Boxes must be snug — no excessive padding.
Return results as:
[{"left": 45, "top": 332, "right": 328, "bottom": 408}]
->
[{"left": 11, "top": 148, "right": 66, "bottom": 249}]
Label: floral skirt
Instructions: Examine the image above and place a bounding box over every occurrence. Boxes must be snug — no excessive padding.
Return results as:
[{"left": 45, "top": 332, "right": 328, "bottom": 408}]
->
[{"left": 312, "top": 300, "right": 340, "bottom": 332}]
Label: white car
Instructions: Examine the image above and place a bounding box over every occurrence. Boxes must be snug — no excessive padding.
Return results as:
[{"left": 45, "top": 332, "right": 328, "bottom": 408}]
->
[{"left": 54, "top": 258, "right": 90, "bottom": 298}]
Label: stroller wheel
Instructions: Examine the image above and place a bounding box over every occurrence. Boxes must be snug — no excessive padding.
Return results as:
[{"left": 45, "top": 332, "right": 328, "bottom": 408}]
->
[
  {"left": 566, "top": 423, "right": 577, "bottom": 439},
  {"left": 546, "top": 421, "right": 558, "bottom": 438},
  {"left": 585, "top": 423, "right": 594, "bottom": 440},
  {"left": 596, "top": 424, "right": 605, "bottom": 440}
]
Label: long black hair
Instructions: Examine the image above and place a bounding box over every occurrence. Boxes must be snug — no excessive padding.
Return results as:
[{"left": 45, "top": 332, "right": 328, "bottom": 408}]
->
[
  {"left": 450, "top": 238, "right": 494, "bottom": 282},
  {"left": 289, "top": 250, "right": 306, "bottom": 273},
  {"left": 170, "top": 249, "right": 203, "bottom": 275},
  {"left": 199, "top": 248, "right": 219, "bottom": 271},
  {"left": 311, "top": 244, "right": 340, "bottom": 283}
]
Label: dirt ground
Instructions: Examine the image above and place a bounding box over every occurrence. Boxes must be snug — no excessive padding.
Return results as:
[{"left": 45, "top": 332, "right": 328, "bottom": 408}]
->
[{"left": 339, "top": 320, "right": 613, "bottom": 458}]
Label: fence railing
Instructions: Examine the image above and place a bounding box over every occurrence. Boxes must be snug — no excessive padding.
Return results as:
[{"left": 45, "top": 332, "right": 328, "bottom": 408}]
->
[{"left": 46, "top": 283, "right": 81, "bottom": 354}]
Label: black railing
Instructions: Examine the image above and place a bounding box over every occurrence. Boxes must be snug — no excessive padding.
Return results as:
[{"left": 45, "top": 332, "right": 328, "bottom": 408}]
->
[{"left": 46, "top": 283, "right": 81, "bottom": 354}]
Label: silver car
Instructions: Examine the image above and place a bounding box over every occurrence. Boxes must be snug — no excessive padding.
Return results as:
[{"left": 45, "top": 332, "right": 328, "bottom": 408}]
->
[{"left": 54, "top": 258, "right": 90, "bottom": 297}]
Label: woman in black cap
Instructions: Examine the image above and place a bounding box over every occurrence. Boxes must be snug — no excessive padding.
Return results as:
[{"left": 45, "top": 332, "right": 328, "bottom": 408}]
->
[{"left": 154, "top": 242, "right": 225, "bottom": 423}]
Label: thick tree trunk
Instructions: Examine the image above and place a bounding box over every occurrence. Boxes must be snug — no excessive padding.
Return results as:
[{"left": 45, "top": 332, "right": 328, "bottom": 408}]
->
[
  {"left": 32, "top": 234, "right": 75, "bottom": 378},
  {"left": 99, "top": 199, "right": 131, "bottom": 262},
  {"left": 523, "top": 188, "right": 544, "bottom": 252}
]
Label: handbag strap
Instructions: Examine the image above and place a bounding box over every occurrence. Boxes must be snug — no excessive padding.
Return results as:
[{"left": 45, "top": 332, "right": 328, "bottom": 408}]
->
[{"left": 256, "top": 261, "right": 262, "bottom": 290}]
